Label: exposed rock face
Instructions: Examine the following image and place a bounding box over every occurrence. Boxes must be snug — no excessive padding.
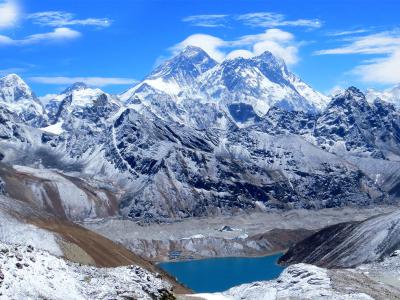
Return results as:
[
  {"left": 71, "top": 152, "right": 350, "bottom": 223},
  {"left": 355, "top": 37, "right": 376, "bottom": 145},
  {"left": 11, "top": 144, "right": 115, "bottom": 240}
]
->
[
  {"left": 0, "top": 106, "right": 29, "bottom": 143},
  {"left": 315, "top": 87, "right": 400, "bottom": 158},
  {"left": 3, "top": 85, "right": 398, "bottom": 222},
  {"left": 0, "top": 178, "right": 6, "bottom": 195},
  {"left": 279, "top": 210, "right": 400, "bottom": 268}
]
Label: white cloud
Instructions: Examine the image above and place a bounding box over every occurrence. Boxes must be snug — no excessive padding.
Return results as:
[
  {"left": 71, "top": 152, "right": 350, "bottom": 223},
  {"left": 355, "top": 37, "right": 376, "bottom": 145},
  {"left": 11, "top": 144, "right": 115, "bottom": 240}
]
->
[
  {"left": 353, "top": 50, "right": 400, "bottom": 84},
  {"left": 0, "top": 0, "right": 19, "bottom": 28},
  {"left": 29, "top": 76, "right": 136, "bottom": 87},
  {"left": 315, "top": 31, "right": 400, "bottom": 55},
  {"left": 24, "top": 27, "right": 81, "bottom": 43},
  {"left": 183, "top": 12, "right": 322, "bottom": 29},
  {"left": 233, "top": 29, "right": 299, "bottom": 64},
  {"left": 172, "top": 28, "right": 300, "bottom": 65},
  {"left": 329, "top": 29, "right": 369, "bottom": 37},
  {"left": 0, "top": 27, "right": 80, "bottom": 46},
  {"left": 27, "top": 11, "right": 111, "bottom": 28},
  {"left": 315, "top": 31, "right": 400, "bottom": 84},
  {"left": 236, "top": 12, "right": 321, "bottom": 29},
  {"left": 225, "top": 49, "right": 253, "bottom": 60},
  {"left": 182, "top": 14, "right": 228, "bottom": 28},
  {"left": 171, "top": 34, "right": 226, "bottom": 61},
  {"left": 0, "top": 7, "right": 106, "bottom": 47}
]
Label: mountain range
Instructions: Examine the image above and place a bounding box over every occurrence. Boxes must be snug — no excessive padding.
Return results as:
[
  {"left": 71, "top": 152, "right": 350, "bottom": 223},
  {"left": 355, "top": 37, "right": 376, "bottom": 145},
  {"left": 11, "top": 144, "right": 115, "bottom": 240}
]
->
[{"left": 1, "top": 46, "right": 400, "bottom": 223}]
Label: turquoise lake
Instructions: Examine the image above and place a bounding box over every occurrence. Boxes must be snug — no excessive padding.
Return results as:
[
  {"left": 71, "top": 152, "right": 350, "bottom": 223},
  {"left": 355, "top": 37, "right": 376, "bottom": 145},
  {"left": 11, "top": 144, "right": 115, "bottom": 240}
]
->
[{"left": 159, "top": 254, "right": 284, "bottom": 293}]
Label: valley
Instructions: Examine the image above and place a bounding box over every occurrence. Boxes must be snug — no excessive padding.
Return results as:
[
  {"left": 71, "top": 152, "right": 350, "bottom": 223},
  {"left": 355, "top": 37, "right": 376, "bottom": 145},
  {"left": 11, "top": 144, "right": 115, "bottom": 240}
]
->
[{"left": 84, "top": 206, "right": 396, "bottom": 262}]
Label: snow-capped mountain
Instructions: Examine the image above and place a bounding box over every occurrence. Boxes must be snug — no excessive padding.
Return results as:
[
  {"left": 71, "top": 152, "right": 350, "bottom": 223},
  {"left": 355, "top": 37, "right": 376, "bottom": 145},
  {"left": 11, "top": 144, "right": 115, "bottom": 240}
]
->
[
  {"left": 1, "top": 49, "right": 400, "bottom": 223},
  {"left": 200, "top": 51, "right": 327, "bottom": 118},
  {"left": 40, "top": 82, "right": 122, "bottom": 146},
  {"left": 366, "top": 84, "right": 400, "bottom": 108},
  {"left": 120, "top": 46, "right": 217, "bottom": 102},
  {"left": 0, "top": 74, "right": 47, "bottom": 127},
  {"left": 44, "top": 82, "right": 121, "bottom": 124},
  {"left": 120, "top": 47, "right": 328, "bottom": 128}
]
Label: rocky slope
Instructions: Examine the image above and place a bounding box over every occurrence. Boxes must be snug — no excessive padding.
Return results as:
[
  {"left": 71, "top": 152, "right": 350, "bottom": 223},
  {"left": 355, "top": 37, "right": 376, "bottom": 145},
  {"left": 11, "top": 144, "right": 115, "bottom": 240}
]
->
[
  {"left": 0, "top": 188, "right": 188, "bottom": 295},
  {"left": 0, "top": 163, "right": 121, "bottom": 221},
  {"left": 279, "top": 210, "right": 400, "bottom": 268}
]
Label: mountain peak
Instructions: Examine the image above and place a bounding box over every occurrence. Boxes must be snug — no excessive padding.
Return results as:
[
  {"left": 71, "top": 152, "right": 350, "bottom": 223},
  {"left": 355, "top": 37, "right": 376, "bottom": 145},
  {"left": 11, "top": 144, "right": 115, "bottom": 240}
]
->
[
  {"left": 0, "top": 73, "right": 36, "bottom": 103},
  {"left": 255, "top": 51, "right": 282, "bottom": 62},
  {"left": 62, "top": 82, "right": 88, "bottom": 95},
  {"left": 343, "top": 86, "right": 365, "bottom": 99},
  {"left": 179, "top": 45, "right": 209, "bottom": 58},
  {"left": 148, "top": 45, "right": 217, "bottom": 82},
  {"left": 253, "top": 51, "right": 288, "bottom": 75},
  {"left": 327, "top": 86, "right": 367, "bottom": 110},
  {"left": 0, "top": 74, "right": 28, "bottom": 88}
]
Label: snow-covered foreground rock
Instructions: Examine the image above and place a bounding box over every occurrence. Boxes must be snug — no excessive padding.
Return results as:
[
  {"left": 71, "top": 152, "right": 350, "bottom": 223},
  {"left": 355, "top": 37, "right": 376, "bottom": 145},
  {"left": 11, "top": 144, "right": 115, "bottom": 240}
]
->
[
  {"left": 190, "top": 264, "right": 372, "bottom": 300},
  {"left": 187, "top": 261, "right": 400, "bottom": 300},
  {"left": 0, "top": 242, "right": 174, "bottom": 300}
]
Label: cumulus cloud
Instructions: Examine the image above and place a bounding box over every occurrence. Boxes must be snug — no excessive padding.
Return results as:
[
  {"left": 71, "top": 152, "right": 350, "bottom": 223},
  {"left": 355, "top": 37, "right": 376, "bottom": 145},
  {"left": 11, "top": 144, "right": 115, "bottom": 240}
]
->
[
  {"left": 172, "top": 28, "right": 300, "bottom": 65},
  {"left": 27, "top": 11, "right": 112, "bottom": 28},
  {"left": 171, "top": 34, "right": 227, "bottom": 61},
  {"left": 0, "top": 0, "right": 19, "bottom": 28},
  {"left": 0, "top": 27, "right": 80, "bottom": 46},
  {"left": 29, "top": 76, "right": 136, "bottom": 87},
  {"left": 315, "top": 31, "right": 400, "bottom": 84}
]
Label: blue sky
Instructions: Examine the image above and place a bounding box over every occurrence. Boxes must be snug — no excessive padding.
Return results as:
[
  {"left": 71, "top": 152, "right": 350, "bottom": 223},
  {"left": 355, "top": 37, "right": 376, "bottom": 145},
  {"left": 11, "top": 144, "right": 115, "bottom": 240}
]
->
[{"left": 0, "top": 0, "right": 399, "bottom": 96}]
